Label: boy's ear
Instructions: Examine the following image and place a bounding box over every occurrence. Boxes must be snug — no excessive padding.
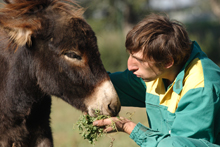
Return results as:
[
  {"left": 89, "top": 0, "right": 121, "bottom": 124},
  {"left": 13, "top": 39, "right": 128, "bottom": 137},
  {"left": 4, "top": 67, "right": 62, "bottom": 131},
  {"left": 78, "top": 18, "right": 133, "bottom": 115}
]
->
[{"left": 164, "top": 58, "right": 174, "bottom": 69}]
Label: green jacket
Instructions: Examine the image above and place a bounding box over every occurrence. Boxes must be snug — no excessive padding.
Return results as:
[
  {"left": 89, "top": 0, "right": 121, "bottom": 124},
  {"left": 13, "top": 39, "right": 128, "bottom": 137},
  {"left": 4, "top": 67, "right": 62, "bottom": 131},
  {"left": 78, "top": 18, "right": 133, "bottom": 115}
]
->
[{"left": 109, "top": 41, "right": 220, "bottom": 147}]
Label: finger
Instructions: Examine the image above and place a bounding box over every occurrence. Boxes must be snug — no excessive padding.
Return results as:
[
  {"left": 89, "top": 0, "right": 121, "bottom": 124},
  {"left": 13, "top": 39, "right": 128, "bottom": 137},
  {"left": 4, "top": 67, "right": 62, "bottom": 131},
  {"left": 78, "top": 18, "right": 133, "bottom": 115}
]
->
[
  {"left": 83, "top": 112, "right": 88, "bottom": 115},
  {"left": 93, "top": 118, "right": 112, "bottom": 126},
  {"left": 104, "top": 126, "right": 114, "bottom": 133}
]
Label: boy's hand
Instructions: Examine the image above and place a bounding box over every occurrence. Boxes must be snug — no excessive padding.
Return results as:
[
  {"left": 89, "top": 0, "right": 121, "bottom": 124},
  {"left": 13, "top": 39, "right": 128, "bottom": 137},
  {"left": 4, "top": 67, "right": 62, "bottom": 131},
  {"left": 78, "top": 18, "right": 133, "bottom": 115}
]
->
[{"left": 93, "top": 117, "right": 136, "bottom": 135}]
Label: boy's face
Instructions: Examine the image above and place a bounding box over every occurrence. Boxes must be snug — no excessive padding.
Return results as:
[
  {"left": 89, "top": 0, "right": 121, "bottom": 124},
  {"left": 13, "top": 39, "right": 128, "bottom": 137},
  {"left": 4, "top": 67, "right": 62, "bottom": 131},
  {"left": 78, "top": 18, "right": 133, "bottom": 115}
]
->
[{"left": 127, "top": 50, "right": 166, "bottom": 82}]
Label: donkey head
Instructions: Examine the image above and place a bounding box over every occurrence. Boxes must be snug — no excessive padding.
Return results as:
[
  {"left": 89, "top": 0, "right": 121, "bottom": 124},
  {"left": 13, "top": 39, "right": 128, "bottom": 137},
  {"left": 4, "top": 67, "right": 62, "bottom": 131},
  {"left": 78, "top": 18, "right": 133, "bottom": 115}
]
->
[{"left": 0, "top": 0, "right": 121, "bottom": 116}]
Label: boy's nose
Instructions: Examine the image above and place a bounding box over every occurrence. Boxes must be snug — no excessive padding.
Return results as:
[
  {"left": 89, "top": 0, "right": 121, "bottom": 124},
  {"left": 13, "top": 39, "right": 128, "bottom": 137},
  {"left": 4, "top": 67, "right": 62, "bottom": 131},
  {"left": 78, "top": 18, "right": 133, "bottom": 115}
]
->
[{"left": 127, "top": 55, "right": 139, "bottom": 72}]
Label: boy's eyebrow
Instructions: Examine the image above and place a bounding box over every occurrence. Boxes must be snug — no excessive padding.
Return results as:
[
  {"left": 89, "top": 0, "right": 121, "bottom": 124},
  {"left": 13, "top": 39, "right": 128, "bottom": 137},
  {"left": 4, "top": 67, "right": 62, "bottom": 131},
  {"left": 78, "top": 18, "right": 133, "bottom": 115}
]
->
[
  {"left": 131, "top": 54, "right": 145, "bottom": 61},
  {"left": 131, "top": 54, "right": 155, "bottom": 63}
]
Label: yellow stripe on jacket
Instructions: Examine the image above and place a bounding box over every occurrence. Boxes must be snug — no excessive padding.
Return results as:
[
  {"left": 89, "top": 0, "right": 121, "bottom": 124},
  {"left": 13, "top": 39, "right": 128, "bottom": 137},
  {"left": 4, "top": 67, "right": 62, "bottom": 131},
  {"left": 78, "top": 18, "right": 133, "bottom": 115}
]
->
[{"left": 145, "top": 58, "right": 204, "bottom": 113}]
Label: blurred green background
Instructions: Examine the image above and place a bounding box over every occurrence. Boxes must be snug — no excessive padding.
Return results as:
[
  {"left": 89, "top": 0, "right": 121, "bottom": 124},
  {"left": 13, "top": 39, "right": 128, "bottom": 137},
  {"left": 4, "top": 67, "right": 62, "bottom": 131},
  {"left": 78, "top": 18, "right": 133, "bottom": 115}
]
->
[
  {"left": 51, "top": 0, "right": 220, "bottom": 146},
  {"left": 1, "top": 0, "right": 220, "bottom": 146}
]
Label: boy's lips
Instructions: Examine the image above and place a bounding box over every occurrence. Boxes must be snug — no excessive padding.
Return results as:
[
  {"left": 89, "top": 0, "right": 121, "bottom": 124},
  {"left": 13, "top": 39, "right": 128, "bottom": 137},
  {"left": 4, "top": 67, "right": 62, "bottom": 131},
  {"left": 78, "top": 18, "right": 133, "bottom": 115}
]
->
[{"left": 135, "top": 74, "right": 141, "bottom": 78}]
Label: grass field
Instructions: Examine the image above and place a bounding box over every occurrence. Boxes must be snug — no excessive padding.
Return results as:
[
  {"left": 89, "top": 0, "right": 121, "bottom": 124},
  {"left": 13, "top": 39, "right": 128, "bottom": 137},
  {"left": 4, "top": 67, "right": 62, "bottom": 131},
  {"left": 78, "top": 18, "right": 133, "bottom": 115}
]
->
[{"left": 51, "top": 97, "right": 149, "bottom": 147}]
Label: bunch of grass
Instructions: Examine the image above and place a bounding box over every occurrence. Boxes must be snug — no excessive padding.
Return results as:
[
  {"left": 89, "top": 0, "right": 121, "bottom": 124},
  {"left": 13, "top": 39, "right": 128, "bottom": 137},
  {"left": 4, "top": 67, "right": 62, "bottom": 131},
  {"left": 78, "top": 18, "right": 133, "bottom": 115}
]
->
[{"left": 74, "top": 110, "right": 117, "bottom": 145}]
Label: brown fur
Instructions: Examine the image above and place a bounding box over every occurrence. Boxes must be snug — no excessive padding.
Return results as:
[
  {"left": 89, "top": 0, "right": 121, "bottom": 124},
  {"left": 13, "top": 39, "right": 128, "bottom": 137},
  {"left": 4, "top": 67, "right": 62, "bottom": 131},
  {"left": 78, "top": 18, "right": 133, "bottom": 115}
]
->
[{"left": 0, "top": 0, "right": 111, "bottom": 146}]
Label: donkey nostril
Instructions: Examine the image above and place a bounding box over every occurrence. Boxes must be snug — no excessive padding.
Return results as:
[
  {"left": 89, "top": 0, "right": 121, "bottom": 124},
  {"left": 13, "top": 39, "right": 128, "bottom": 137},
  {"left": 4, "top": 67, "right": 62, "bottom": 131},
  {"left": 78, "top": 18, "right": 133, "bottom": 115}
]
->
[
  {"left": 108, "top": 104, "right": 112, "bottom": 111},
  {"left": 108, "top": 103, "right": 117, "bottom": 116}
]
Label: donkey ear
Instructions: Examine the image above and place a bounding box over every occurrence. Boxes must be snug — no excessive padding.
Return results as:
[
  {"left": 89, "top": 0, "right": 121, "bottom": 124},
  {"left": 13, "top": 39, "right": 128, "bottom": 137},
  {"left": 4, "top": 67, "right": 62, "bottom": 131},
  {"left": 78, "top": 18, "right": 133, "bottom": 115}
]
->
[
  {"left": 3, "top": 0, "right": 24, "bottom": 4},
  {"left": 8, "top": 27, "right": 33, "bottom": 47},
  {"left": 3, "top": 0, "right": 53, "bottom": 4},
  {"left": 1, "top": 0, "right": 47, "bottom": 47},
  {"left": 3, "top": 0, "right": 12, "bottom": 4},
  {"left": 0, "top": 18, "right": 40, "bottom": 47}
]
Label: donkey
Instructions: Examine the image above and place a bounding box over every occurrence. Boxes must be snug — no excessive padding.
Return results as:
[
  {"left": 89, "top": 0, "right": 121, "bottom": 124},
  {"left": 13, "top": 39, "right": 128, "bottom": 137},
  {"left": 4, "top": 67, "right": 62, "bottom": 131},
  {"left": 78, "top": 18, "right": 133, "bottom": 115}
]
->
[{"left": 0, "top": 0, "right": 121, "bottom": 146}]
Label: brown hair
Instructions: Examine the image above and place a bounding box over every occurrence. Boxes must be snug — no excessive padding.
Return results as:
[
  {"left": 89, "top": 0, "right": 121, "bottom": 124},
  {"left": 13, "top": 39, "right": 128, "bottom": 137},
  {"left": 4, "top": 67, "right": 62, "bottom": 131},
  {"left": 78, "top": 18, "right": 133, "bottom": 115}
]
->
[{"left": 125, "top": 13, "right": 191, "bottom": 66}]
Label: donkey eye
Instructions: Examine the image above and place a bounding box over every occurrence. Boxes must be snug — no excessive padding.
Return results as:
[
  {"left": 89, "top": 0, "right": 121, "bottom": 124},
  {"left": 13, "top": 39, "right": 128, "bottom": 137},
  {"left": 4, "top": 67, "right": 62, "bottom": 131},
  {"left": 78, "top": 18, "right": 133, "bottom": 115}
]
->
[{"left": 64, "top": 52, "right": 82, "bottom": 60}]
